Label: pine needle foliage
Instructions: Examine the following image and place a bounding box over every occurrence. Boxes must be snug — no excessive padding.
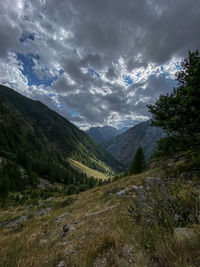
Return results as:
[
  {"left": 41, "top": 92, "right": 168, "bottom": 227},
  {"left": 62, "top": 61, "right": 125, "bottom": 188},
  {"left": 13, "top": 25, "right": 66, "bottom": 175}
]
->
[{"left": 130, "top": 147, "right": 146, "bottom": 174}]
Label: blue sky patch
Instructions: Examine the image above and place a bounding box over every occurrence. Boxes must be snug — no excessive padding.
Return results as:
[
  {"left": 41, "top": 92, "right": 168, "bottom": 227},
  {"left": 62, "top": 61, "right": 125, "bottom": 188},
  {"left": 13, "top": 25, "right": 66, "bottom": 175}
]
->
[
  {"left": 123, "top": 75, "right": 133, "bottom": 86},
  {"left": 19, "top": 32, "right": 35, "bottom": 43},
  {"left": 68, "top": 109, "right": 79, "bottom": 116},
  {"left": 17, "top": 53, "right": 62, "bottom": 87},
  {"left": 88, "top": 68, "right": 101, "bottom": 79},
  {"left": 175, "top": 63, "right": 182, "bottom": 70}
]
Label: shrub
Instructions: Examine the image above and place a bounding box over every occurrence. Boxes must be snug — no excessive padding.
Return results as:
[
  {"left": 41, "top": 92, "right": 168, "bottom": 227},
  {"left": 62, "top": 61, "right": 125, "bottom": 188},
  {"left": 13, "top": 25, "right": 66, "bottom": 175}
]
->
[{"left": 129, "top": 179, "right": 200, "bottom": 248}]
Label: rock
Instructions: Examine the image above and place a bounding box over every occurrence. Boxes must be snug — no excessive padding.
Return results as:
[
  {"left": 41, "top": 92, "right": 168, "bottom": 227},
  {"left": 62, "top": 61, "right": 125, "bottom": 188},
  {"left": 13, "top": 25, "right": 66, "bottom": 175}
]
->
[
  {"left": 174, "top": 214, "right": 180, "bottom": 222},
  {"left": 0, "top": 220, "right": 11, "bottom": 228},
  {"left": 63, "top": 224, "right": 70, "bottom": 233},
  {"left": 10, "top": 215, "right": 29, "bottom": 227},
  {"left": 122, "top": 245, "right": 134, "bottom": 258},
  {"left": 130, "top": 185, "right": 146, "bottom": 204},
  {"left": 116, "top": 190, "right": 126, "bottom": 196},
  {"left": 38, "top": 178, "right": 54, "bottom": 189},
  {"left": 34, "top": 207, "right": 51, "bottom": 216},
  {"left": 130, "top": 185, "right": 144, "bottom": 194},
  {"left": 180, "top": 172, "right": 198, "bottom": 179},
  {"left": 58, "top": 242, "right": 68, "bottom": 247},
  {"left": 93, "top": 257, "right": 107, "bottom": 267},
  {"left": 174, "top": 227, "right": 197, "bottom": 242},
  {"left": 144, "top": 178, "right": 162, "bottom": 190},
  {"left": 64, "top": 245, "right": 76, "bottom": 255},
  {"left": 138, "top": 194, "right": 146, "bottom": 204},
  {"left": 62, "top": 224, "right": 70, "bottom": 238},
  {"left": 55, "top": 212, "right": 72, "bottom": 224},
  {"left": 57, "top": 261, "right": 66, "bottom": 267}
]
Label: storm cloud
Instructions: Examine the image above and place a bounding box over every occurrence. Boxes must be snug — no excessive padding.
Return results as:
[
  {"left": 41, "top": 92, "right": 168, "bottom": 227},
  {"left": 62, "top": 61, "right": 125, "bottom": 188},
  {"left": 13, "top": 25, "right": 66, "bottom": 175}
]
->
[{"left": 0, "top": 0, "right": 199, "bottom": 129}]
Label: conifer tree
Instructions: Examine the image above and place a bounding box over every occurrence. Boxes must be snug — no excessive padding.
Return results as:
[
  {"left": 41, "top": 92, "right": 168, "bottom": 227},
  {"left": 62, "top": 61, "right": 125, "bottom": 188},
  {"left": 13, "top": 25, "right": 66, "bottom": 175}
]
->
[
  {"left": 147, "top": 50, "right": 200, "bottom": 152},
  {"left": 130, "top": 147, "right": 146, "bottom": 174}
]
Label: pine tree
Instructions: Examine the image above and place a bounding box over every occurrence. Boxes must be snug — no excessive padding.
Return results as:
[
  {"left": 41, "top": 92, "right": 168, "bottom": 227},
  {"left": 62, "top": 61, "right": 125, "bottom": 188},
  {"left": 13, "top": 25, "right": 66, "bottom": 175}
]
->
[
  {"left": 130, "top": 147, "right": 146, "bottom": 174},
  {"left": 147, "top": 50, "right": 200, "bottom": 151}
]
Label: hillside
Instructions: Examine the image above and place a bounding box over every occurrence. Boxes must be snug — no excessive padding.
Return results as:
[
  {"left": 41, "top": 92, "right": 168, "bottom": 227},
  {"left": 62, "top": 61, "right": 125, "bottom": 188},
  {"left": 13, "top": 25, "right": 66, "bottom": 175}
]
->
[
  {"left": 0, "top": 85, "right": 123, "bottom": 173},
  {"left": 0, "top": 149, "right": 200, "bottom": 266},
  {"left": 86, "top": 126, "right": 132, "bottom": 145},
  {"left": 86, "top": 126, "right": 119, "bottom": 144},
  {"left": 68, "top": 158, "right": 110, "bottom": 180},
  {"left": 102, "top": 120, "right": 165, "bottom": 167},
  {"left": 0, "top": 100, "right": 102, "bottom": 194}
]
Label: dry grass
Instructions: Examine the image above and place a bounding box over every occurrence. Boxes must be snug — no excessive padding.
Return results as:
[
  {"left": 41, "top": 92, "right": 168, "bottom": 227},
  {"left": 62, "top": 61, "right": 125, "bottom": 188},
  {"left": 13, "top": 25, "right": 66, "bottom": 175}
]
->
[
  {"left": 0, "top": 169, "right": 200, "bottom": 266},
  {"left": 68, "top": 158, "right": 108, "bottom": 180}
]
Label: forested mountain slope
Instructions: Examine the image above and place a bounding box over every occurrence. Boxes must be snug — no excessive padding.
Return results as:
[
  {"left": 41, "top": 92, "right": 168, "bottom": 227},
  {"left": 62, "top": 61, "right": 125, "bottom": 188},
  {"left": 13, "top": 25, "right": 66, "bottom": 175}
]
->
[
  {"left": 0, "top": 85, "right": 123, "bottom": 173},
  {"left": 102, "top": 120, "right": 165, "bottom": 167}
]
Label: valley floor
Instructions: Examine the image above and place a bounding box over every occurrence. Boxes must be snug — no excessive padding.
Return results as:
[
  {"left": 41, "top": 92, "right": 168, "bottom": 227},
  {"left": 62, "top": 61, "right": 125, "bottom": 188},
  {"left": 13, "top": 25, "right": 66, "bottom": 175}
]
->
[{"left": 0, "top": 168, "right": 200, "bottom": 267}]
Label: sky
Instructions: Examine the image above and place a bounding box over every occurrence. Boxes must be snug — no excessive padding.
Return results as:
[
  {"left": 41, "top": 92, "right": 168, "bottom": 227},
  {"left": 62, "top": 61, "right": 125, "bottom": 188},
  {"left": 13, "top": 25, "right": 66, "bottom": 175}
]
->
[{"left": 0, "top": 0, "right": 200, "bottom": 130}]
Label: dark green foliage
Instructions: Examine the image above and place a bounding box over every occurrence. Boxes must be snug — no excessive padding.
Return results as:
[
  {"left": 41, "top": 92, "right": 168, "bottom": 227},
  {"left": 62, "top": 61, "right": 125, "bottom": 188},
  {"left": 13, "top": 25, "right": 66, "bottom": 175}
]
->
[
  {"left": 0, "top": 100, "right": 103, "bottom": 195},
  {"left": 0, "top": 86, "right": 124, "bottom": 195},
  {"left": 0, "top": 85, "right": 123, "bottom": 172},
  {"left": 0, "top": 160, "right": 24, "bottom": 195},
  {"left": 148, "top": 50, "right": 200, "bottom": 155},
  {"left": 66, "top": 185, "right": 79, "bottom": 195},
  {"left": 130, "top": 147, "right": 146, "bottom": 174}
]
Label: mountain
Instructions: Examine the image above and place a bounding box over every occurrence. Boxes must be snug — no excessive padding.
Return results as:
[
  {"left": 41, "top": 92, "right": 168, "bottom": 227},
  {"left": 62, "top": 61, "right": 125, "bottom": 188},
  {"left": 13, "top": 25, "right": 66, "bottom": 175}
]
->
[
  {"left": 0, "top": 100, "right": 87, "bottom": 192},
  {"left": 86, "top": 126, "right": 132, "bottom": 144},
  {"left": 0, "top": 85, "right": 124, "bottom": 192},
  {"left": 86, "top": 126, "right": 119, "bottom": 144},
  {"left": 102, "top": 120, "right": 165, "bottom": 167},
  {"left": 117, "top": 127, "right": 130, "bottom": 135}
]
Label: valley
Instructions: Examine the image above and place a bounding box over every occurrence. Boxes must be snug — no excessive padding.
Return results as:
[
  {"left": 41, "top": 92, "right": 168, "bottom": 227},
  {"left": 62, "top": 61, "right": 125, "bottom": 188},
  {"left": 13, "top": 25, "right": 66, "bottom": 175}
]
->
[{"left": 0, "top": 50, "right": 200, "bottom": 267}]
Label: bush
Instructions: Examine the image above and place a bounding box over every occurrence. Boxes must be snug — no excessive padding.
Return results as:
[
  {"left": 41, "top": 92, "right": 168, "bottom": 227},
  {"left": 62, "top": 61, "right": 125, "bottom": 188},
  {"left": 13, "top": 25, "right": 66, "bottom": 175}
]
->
[{"left": 129, "top": 179, "right": 200, "bottom": 248}]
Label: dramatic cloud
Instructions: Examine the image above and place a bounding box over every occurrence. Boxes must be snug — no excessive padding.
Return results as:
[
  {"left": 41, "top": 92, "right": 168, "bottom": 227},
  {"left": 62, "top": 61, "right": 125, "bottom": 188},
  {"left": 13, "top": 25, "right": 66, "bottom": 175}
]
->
[{"left": 0, "top": 0, "right": 199, "bottom": 129}]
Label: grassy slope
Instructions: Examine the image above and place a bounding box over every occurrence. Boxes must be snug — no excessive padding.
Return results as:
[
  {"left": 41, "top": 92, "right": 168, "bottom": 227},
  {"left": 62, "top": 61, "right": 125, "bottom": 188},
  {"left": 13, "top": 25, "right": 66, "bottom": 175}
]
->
[
  {"left": 0, "top": 172, "right": 150, "bottom": 267},
  {"left": 1, "top": 158, "right": 199, "bottom": 267},
  {"left": 68, "top": 158, "right": 108, "bottom": 180}
]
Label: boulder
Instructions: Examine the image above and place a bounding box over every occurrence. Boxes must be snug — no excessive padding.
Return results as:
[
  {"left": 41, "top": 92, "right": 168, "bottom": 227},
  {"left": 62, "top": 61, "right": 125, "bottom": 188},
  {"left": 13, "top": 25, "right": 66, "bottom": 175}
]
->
[
  {"left": 144, "top": 178, "right": 162, "bottom": 190},
  {"left": 34, "top": 207, "right": 51, "bottom": 216},
  {"left": 57, "top": 261, "right": 66, "bottom": 267},
  {"left": 55, "top": 212, "right": 72, "bottom": 225},
  {"left": 116, "top": 190, "right": 127, "bottom": 196},
  {"left": 10, "top": 215, "right": 29, "bottom": 227},
  {"left": 130, "top": 185, "right": 144, "bottom": 194}
]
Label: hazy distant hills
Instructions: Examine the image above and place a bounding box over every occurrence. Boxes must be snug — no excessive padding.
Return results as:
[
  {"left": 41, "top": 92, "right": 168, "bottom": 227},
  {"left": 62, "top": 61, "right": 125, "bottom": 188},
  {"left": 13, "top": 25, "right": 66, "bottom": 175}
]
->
[
  {"left": 86, "top": 126, "right": 130, "bottom": 144},
  {"left": 86, "top": 126, "right": 119, "bottom": 144},
  {"left": 0, "top": 85, "right": 123, "bottom": 173},
  {"left": 102, "top": 120, "right": 165, "bottom": 167}
]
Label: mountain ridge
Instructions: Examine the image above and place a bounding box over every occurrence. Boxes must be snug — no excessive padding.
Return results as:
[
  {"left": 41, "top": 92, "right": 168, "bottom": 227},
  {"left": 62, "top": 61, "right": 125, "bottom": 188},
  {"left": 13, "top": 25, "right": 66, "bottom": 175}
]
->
[
  {"left": 102, "top": 120, "right": 165, "bottom": 167},
  {"left": 86, "top": 126, "right": 119, "bottom": 144},
  {"left": 0, "top": 84, "right": 123, "bottom": 173}
]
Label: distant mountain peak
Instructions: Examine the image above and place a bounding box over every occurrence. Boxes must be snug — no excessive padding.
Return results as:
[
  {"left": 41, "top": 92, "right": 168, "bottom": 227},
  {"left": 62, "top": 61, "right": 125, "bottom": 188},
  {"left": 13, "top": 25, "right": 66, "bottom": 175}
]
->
[
  {"left": 102, "top": 120, "right": 165, "bottom": 167},
  {"left": 86, "top": 126, "right": 120, "bottom": 144}
]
